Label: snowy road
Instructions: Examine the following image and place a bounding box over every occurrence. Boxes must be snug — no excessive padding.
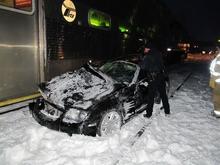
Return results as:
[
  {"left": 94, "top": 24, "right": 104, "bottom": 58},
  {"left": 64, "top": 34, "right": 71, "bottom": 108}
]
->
[{"left": 1, "top": 61, "right": 220, "bottom": 165}]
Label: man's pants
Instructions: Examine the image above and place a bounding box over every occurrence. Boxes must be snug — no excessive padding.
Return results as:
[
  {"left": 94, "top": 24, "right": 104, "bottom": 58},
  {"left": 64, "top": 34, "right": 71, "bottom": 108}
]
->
[{"left": 146, "top": 76, "right": 170, "bottom": 117}]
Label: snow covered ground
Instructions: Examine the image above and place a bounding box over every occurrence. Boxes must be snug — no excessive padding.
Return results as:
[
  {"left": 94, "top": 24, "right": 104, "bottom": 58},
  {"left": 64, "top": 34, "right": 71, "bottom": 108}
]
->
[{"left": 1, "top": 61, "right": 220, "bottom": 165}]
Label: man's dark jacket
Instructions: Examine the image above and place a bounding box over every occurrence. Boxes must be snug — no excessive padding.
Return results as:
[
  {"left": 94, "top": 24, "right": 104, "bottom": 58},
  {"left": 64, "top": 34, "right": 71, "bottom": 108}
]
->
[{"left": 140, "top": 47, "right": 164, "bottom": 73}]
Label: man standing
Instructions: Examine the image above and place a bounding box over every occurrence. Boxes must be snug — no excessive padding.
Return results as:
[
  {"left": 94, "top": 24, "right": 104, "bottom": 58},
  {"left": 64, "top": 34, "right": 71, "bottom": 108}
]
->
[{"left": 140, "top": 43, "right": 170, "bottom": 118}]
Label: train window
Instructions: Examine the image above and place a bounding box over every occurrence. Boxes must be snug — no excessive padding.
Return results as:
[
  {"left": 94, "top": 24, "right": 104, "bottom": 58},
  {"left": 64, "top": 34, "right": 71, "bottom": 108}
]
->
[
  {"left": 0, "top": 0, "right": 34, "bottom": 14},
  {"left": 88, "top": 9, "right": 111, "bottom": 30},
  {"left": 15, "top": 0, "right": 32, "bottom": 11},
  {"left": 0, "top": 0, "right": 14, "bottom": 8}
]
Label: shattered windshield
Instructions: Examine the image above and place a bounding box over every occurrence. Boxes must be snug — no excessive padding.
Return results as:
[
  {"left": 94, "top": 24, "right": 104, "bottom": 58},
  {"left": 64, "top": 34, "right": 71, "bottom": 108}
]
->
[{"left": 99, "top": 61, "right": 137, "bottom": 84}]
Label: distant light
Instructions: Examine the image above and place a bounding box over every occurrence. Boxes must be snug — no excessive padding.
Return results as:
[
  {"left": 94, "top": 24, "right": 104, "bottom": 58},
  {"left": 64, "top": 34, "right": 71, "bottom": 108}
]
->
[
  {"left": 218, "top": 39, "right": 220, "bottom": 43},
  {"left": 77, "top": 21, "right": 82, "bottom": 26},
  {"left": 123, "top": 33, "right": 128, "bottom": 39},
  {"left": 119, "top": 25, "right": 129, "bottom": 33},
  {"left": 167, "top": 48, "right": 172, "bottom": 52},
  {"left": 202, "top": 51, "right": 206, "bottom": 54},
  {"left": 138, "top": 38, "right": 143, "bottom": 41},
  {"left": 89, "top": 60, "right": 92, "bottom": 63}
]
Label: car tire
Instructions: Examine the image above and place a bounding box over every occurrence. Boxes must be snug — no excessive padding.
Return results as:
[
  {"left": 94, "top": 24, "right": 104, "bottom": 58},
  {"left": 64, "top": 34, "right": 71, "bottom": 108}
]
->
[{"left": 97, "top": 109, "right": 123, "bottom": 137}]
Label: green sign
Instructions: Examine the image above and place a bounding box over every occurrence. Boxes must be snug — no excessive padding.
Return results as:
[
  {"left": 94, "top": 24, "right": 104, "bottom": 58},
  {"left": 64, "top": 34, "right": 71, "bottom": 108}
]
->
[
  {"left": 119, "top": 25, "right": 129, "bottom": 33},
  {"left": 88, "top": 9, "right": 111, "bottom": 30}
]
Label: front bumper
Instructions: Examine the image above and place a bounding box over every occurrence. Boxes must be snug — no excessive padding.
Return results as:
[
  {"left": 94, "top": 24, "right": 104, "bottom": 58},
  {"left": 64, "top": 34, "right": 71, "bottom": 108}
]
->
[{"left": 29, "top": 99, "right": 96, "bottom": 136}]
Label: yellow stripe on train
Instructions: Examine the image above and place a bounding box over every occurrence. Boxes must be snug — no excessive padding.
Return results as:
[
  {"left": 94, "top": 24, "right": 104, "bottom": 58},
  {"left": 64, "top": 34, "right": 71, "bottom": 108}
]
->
[{"left": 0, "top": 93, "right": 41, "bottom": 107}]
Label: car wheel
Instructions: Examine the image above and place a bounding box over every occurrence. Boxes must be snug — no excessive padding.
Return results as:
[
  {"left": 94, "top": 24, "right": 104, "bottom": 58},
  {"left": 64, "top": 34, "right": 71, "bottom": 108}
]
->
[{"left": 97, "top": 109, "right": 122, "bottom": 137}]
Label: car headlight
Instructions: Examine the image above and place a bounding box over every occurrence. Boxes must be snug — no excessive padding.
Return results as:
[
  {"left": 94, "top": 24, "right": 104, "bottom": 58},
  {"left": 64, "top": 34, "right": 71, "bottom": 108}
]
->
[{"left": 63, "top": 108, "right": 89, "bottom": 124}]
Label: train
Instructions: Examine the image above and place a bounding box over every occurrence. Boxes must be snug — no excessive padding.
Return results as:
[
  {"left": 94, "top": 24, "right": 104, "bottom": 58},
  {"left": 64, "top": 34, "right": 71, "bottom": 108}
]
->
[{"left": 0, "top": 0, "right": 129, "bottom": 107}]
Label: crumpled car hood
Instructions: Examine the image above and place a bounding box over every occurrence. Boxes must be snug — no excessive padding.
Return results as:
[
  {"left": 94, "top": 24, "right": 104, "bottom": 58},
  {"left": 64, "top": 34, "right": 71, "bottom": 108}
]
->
[{"left": 40, "top": 64, "right": 115, "bottom": 110}]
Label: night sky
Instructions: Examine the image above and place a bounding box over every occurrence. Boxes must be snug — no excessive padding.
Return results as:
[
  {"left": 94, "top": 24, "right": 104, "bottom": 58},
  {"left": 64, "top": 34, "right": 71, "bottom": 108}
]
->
[{"left": 161, "top": 0, "right": 220, "bottom": 42}]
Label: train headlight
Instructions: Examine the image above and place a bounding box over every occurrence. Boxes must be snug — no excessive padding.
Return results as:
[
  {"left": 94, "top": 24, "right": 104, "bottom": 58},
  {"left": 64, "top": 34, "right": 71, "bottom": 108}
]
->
[{"left": 63, "top": 108, "right": 89, "bottom": 123}]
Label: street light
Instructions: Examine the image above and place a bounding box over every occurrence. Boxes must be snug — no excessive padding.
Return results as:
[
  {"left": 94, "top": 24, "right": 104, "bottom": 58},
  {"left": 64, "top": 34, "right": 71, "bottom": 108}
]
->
[{"left": 167, "top": 48, "right": 172, "bottom": 52}]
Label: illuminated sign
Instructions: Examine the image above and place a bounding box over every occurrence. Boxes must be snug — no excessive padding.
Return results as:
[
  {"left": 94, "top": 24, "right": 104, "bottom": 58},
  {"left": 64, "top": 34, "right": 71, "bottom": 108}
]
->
[
  {"left": 61, "top": 0, "right": 76, "bottom": 23},
  {"left": 119, "top": 25, "right": 129, "bottom": 33},
  {"left": 88, "top": 9, "right": 111, "bottom": 30},
  {"left": 15, "top": 0, "right": 32, "bottom": 8}
]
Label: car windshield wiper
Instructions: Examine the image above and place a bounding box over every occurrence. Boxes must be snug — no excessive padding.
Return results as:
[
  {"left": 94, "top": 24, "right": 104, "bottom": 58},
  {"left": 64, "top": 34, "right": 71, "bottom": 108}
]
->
[{"left": 83, "top": 63, "right": 106, "bottom": 81}]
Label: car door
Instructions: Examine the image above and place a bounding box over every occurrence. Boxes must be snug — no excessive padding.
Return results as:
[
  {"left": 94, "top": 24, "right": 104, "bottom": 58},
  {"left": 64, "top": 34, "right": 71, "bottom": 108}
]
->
[
  {"left": 121, "top": 76, "right": 149, "bottom": 121},
  {"left": 134, "top": 77, "right": 149, "bottom": 111},
  {"left": 120, "top": 63, "right": 143, "bottom": 118}
]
